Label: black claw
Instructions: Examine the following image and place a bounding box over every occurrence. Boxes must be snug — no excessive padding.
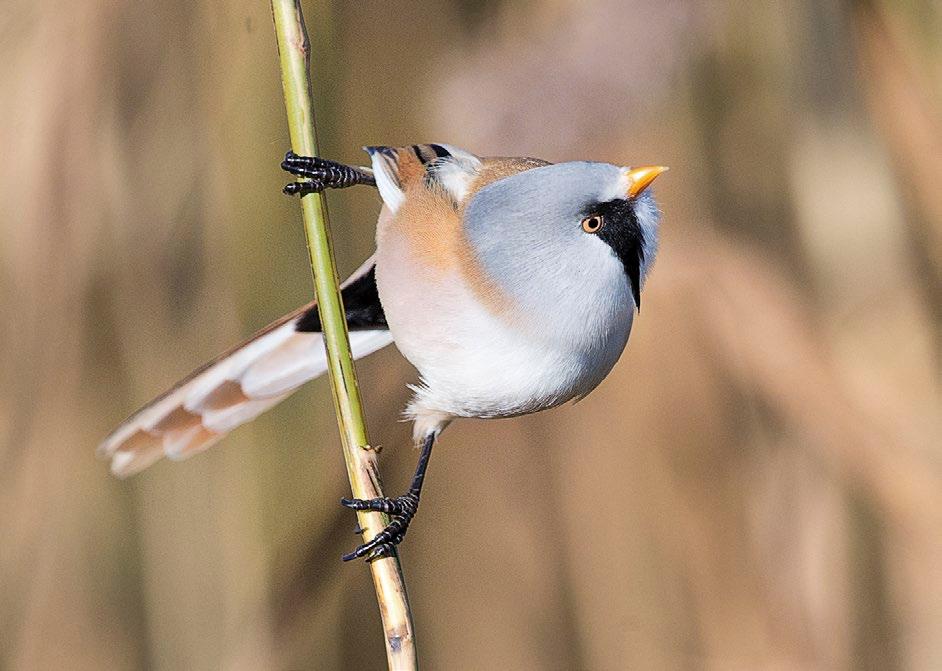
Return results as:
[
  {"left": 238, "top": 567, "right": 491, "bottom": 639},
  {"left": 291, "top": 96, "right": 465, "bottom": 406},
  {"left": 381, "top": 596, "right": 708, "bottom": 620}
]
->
[
  {"left": 340, "top": 494, "right": 417, "bottom": 562},
  {"left": 340, "top": 434, "right": 436, "bottom": 563},
  {"left": 344, "top": 528, "right": 401, "bottom": 562},
  {"left": 281, "top": 151, "right": 375, "bottom": 197},
  {"left": 283, "top": 181, "right": 322, "bottom": 196},
  {"left": 366, "top": 543, "right": 399, "bottom": 562},
  {"left": 342, "top": 495, "right": 413, "bottom": 516}
]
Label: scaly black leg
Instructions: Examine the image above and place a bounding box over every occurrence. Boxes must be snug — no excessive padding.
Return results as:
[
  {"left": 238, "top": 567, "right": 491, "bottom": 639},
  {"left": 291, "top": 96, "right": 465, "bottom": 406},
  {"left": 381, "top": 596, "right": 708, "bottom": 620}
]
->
[
  {"left": 341, "top": 433, "right": 436, "bottom": 562},
  {"left": 282, "top": 151, "right": 376, "bottom": 196}
]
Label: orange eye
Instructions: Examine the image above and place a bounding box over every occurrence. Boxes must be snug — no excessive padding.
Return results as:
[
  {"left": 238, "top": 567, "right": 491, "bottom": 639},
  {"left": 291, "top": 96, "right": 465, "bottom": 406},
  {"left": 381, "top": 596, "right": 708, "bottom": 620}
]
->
[{"left": 581, "top": 214, "right": 603, "bottom": 233}]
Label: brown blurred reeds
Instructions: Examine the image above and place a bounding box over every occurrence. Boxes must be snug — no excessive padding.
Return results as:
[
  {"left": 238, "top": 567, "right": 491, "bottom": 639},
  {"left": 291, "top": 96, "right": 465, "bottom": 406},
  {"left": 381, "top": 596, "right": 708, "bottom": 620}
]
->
[{"left": 0, "top": 1, "right": 939, "bottom": 670}]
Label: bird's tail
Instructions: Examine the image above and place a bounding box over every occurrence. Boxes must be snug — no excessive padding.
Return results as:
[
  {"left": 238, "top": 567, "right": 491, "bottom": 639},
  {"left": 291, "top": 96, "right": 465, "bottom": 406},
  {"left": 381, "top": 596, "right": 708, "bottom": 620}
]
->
[{"left": 98, "top": 259, "right": 392, "bottom": 477}]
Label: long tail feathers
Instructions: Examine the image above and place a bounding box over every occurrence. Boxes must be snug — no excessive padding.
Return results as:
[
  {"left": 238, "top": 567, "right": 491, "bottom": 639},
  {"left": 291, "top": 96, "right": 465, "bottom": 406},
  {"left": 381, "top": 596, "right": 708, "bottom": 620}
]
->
[{"left": 99, "top": 259, "right": 392, "bottom": 477}]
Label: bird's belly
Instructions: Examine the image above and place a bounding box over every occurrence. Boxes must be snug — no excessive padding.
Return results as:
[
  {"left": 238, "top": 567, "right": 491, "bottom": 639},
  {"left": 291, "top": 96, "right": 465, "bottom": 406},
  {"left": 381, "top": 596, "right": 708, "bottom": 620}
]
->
[{"left": 376, "top": 254, "right": 630, "bottom": 419}]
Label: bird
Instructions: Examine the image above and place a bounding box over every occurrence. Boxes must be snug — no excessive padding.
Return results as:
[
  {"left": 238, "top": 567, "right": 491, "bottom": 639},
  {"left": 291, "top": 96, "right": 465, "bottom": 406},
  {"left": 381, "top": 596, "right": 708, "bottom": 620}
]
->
[{"left": 98, "top": 143, "right": 667, "bottom": 561}]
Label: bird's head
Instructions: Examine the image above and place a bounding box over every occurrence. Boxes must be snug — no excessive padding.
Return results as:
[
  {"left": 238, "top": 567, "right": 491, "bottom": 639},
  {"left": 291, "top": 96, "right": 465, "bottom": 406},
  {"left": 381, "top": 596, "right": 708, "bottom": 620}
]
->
[{"left": 464, "top": 161, "right": 666, "bottom": 311}]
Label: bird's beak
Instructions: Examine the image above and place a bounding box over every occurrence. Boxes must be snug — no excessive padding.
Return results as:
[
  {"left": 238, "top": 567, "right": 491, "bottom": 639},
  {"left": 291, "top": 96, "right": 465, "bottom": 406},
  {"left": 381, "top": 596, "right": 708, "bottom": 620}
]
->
[{"left": 625, "top": 165, "right": 669, "bottom": 198}]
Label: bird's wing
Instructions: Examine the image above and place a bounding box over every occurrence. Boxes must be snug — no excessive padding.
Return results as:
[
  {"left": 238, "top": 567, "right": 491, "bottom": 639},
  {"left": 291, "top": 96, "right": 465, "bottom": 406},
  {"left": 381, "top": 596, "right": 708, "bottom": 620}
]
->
[
  {"left": 98, "top": 256, "right": 393, "bottom": 477},
  {"left": 365, "top": 143, "right": 484, "bottom": 213},
  {"left": 365, "top": 144, "right": 552, "bottom": 215}
]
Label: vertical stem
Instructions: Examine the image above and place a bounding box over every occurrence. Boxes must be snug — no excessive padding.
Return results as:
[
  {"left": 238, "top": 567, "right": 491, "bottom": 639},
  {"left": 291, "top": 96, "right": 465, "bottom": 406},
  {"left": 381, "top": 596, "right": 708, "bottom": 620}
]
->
[{"left": 269, "top": 2, "right": 417, "bottom": 668}]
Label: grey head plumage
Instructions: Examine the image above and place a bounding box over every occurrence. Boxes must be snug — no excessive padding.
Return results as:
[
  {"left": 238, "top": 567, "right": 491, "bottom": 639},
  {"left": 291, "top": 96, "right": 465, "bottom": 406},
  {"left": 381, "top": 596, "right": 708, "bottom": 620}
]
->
[{"left": 463, "top": 161, "right": 661, "bottom": 319}]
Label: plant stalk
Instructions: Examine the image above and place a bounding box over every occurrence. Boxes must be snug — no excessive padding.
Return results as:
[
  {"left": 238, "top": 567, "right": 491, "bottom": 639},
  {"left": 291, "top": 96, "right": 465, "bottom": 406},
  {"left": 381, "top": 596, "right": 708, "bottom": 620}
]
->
[{"left": 270, "top": 2, "right": 417, "bottom": 668}]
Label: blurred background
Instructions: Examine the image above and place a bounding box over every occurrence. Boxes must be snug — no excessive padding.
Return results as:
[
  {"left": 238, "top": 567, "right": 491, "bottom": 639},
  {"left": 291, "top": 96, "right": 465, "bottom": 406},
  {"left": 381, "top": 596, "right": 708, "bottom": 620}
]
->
[{"left": 1, "top": 1, "right": 940, "bottom": 669}]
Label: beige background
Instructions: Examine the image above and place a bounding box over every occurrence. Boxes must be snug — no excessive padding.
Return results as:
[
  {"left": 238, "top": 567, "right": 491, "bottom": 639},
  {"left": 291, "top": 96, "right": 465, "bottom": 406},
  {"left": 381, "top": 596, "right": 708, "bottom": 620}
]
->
[{"left": 1, "top": 1, "right": 940, "bottom": 669}]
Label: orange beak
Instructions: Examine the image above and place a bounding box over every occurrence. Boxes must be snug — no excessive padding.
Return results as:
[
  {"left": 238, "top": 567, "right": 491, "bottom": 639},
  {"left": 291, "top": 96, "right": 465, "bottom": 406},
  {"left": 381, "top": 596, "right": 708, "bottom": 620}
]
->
[{"left": 625, "top": 165, "right": 669, "bottom": 198}]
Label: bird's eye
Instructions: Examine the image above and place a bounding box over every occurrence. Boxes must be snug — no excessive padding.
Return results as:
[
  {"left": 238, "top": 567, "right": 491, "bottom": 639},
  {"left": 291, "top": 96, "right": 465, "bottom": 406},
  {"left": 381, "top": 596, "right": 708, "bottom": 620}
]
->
[{"left": 581, "top": 214, "right": 604, "bottom": 233}]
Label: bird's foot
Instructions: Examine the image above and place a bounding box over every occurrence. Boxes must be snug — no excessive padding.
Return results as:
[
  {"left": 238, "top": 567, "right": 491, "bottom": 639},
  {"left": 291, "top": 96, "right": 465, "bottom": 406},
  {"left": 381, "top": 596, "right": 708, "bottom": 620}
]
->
[
  {"left": 281, "top": 151, "right": 375, "bottom": 196},
  {"left": 340, "top": 492, "right": 420, "bottom": 562}
]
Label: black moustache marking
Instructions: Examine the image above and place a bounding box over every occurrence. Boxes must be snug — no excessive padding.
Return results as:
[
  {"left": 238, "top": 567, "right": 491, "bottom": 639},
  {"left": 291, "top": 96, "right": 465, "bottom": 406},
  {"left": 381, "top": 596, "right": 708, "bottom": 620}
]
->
[{"left": 591, "top": 199, "right": 645, "bottom": 310}]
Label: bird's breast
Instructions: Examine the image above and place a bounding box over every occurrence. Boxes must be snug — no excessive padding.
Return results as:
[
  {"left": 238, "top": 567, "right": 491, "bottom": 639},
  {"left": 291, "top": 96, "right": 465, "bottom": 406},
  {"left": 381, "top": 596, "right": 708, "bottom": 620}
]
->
[
  {"left": 375, "top": 243, "right": 632, "bottom": 419},
  {"left": 374, "top": 187, "right": 635, "bottom": 418}
]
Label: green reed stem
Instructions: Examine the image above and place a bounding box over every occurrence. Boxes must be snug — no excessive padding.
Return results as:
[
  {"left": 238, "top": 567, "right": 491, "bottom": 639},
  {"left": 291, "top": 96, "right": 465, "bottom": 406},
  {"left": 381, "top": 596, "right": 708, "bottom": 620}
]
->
[{"left": 270, "top": 2, "right": 417, "bottom": 667}]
